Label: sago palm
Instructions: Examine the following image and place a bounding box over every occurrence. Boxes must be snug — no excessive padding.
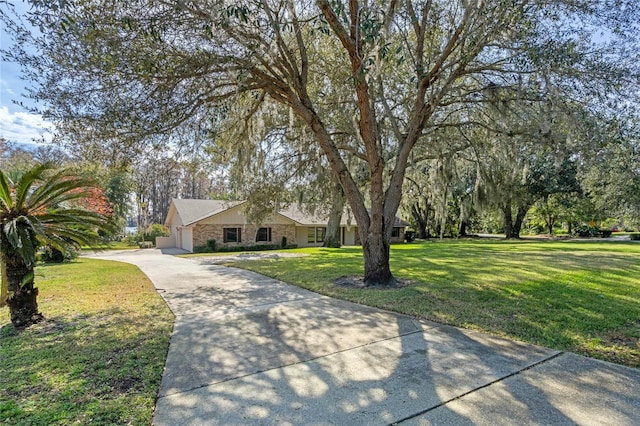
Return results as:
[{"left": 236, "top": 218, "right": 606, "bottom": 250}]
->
[{"left": 0, "top": 163, "right": 111, "bottom": 327}]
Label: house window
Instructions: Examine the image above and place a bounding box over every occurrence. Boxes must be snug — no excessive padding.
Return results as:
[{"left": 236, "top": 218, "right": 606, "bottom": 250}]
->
[
  {"left": 392, "top": 227, "right": 401, "bottom": 238},
  {"left": 256, "top": 227, "right": 271, "bottom": 242},
  {"left": 223, "top": 227, "right": 242, "bottom": 243},
  {"left": 308, "top": 227, "right": 326, "bottom": 243}
]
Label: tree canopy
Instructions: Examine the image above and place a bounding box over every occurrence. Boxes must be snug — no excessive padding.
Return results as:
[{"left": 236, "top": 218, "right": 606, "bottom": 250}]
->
[{"left": 2, "top": 0, "right": 639, "bottom": 284}]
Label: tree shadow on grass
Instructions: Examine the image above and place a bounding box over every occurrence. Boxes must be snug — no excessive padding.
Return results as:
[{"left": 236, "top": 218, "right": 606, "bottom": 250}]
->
[{"left": 0, "top": 308, "right": 171, "bottom": 425}]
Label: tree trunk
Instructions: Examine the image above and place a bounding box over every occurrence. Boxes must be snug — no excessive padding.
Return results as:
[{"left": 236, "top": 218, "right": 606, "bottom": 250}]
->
[
  {"left": 458, "top": 195, "right": 472, "bottom": 237},
  {"left": 512, "top": 205, "right": 529, "bottom": 239},
  {"left": 0, "top": 262, "right": 6, "bottom": 307},
  {"left": 546, "top": 216, "right": 555, "bottom": 236},
  {"left": 295, "top": 92, "right": 403, "bottom": 288},
  {"left": 361, "top": 229, "right": 395, "bottom": 286},
  {"left": 438, "top": 192, "right": 447, "bottom": 240},
  {"left": 459, "top": 219, "right": 468, "bottom": 237},
  {"left": 323, "top": 183, "right": 344, "bottom": 248},
  {"left": 411, "top": 201, "right": 429, "bottom": 239},
  {"left": 1, "top": 253, "right": 43, "bottom": 328},
  {"left": 502, "top": 202, "right": 514, "bottom": 239}
]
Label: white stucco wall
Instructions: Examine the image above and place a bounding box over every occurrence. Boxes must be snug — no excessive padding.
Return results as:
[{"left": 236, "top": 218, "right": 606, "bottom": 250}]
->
[
  {"left": 295, "top": 227, "right": 309, "bottom": 247},
  {"left": 198, "top": 206, "right": 294, "bottom": 226},
  {"left": 179, "top": 227, "right": 193, "bottom": 252},
  {"left": 343, "top": 227, "right": 356, "bottom": 246},
  {"left": 156, "top": 235, "right": 175, "bottom": 249}
]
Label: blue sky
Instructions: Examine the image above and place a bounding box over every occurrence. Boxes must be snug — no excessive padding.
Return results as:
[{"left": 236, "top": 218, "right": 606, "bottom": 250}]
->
[{"left": 0, "top": 1, "right": 53, "bottom": 146}]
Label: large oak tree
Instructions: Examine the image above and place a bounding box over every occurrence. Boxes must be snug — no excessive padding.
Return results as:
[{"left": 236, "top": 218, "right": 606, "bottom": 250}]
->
[{"left": 3, "top": 0, "right": 637, "bottom": 285}]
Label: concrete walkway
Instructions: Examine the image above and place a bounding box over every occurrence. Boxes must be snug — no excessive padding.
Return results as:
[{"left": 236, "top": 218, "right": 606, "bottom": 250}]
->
[{"left": 87, "top": 249, "right": 640, "bottom": 425}]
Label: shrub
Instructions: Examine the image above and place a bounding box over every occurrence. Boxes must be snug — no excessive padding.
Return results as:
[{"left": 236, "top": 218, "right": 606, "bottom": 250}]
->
[
  {"left": 207, "top": 239, "right": 216, "bottom": 252},
  {"left": 527, "top": 224, "right": 545, "bottom": 235},
  {"left": 122, "top": 233, "right": 143, "bottom": 246},
  {"left": 281, "top": 236, "right": 287, "bottom": 248},
  {"left": 572, "top": 225, "right": 599, "bottom": 237},
  {"left": 192, "top": 243, "right": 298, "bottom": 254},
  {"left": 597, "top": 229, "right": 613, "bottom": 238},
  {"left": 215, "top": 243, "right": 298, "bottom": 253},
  {"left": 630, "top": 233, "right": 640, "bottom": 241},
  {"left": 572, "top": 225, "right": 613, "bottom": 238},
  {"left": 143, "top": 224, "right": 170, "bottom": 242},
  {"left": 40, "top": 245, "right": 78, "bottom": 263}
]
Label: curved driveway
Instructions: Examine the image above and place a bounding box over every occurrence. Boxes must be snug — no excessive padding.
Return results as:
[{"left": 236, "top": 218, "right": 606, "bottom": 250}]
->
[{"left": 88, "top": 249, "right": 640, "bottom": 425}]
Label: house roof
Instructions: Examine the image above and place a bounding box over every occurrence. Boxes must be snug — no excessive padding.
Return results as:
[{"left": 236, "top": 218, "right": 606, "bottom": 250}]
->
[
  {"left": 279, "top": 204, "right": 409, "bottom": 227},
  {"left": 278, "top": 204, "right": 340, "bottom": 226},
  {"left": 169, "top": 199, "right": 246, "bottom": 226},
  {"left": 168, "top": 198, "right": 409, "bottom": 228}
]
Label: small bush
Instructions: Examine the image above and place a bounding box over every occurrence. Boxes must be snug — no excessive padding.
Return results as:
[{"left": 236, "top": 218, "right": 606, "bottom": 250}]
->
[
  {"left": 143, "top": 224, "right": 170, "bottom": 242},
  {"left": 192, "top": 243, "right": 298, "bottom": 253},
  {"left": 572, "top": 225, "right": 613, "bottom": 238},
  {"left": 572, "top": 225, "right": 599, "bottom": 237},
  {"left": 281, "top": 236, "right": 287, "bottom": 248},
  {"left": 214, "top": 244, "right": 298, "bottom": 253},
  {"left": 598, "top": 229, "right": 613, "bottom": 238},
  {"left": 122, "top": 234, "right": 143, "bottom": 246},
  {"left": 630, "top": 233, "right": 640, "bottom": 241},
  {"left": 207, "top": 239, "right": 216, "bottom": 251},
  {"left": 40, "top": 246, "right": 78, "bottom": 263},
  {"left": 527, "top": 224, "right": 545, "bottom": 235}
]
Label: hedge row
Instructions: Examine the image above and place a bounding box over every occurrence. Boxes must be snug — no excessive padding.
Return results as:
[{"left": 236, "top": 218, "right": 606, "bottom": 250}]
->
[{"left": 193, "top": 243, "right": 299, "bottom": 254}]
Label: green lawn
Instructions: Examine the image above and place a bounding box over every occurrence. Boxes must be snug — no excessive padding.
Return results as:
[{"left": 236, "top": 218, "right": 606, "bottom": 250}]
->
[
  {"left": 227, "top": 239, "right": 640, "bottom": 367},
  {"left": 0, "top": 259, "right": 173, "bottom": 425}
]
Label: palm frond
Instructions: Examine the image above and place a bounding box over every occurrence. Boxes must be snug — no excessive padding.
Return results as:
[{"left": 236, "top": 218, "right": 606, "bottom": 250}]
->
[
  {"left": 0, "top": 170, "right": 14, "bottom": 212},
  {"left": 1, "top": 162, "right": 113, "bottom": 265},
  {"left": 13, "top": 163, "right": 51, "bottom": 209},
  {"left": 27, "top": 173, "right": 92, "bottom": 211}
]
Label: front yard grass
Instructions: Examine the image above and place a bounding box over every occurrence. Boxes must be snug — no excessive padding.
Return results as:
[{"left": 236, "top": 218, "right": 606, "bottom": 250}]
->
[
  {"left": 227, "top": 239, "right": 640, "bottom": 368},
  {"left": 0, "top": 259, "right": 173, "bottom": 425}
]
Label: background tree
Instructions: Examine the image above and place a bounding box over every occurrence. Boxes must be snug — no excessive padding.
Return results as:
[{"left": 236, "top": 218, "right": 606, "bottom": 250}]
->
[
  {"left": 579, "top": 117, "right": 640, "bottom": 228},
  {"left": 0, "top": 163, "right": 112, "bottom": 327}
]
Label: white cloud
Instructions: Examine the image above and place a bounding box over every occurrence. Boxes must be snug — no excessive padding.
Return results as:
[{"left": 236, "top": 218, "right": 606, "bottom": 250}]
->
[{"left": 0, "top": 106, "right": 53, "bottom": 144}]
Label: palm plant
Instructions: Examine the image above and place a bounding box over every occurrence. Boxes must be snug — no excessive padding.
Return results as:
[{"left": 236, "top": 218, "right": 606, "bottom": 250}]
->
[{"left": 0, "top": 163, "right": 112, "bottom": 327}]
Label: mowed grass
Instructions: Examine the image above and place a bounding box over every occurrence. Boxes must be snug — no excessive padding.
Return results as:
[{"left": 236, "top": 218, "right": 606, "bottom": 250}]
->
[
  {"left": 228, "top": 239, "right": 640, "bottom": 367},
  {"left": 0, "top": 259, "right": 174, "bottom": 425}
]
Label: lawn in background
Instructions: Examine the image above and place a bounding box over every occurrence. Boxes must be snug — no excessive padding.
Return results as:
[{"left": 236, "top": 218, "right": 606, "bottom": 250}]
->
[
  {"left": 0, "top": 259, "right": 173, "bottom": 425},
  {"left": 228, "top": 239, "right": 640, "bottom": 367}
]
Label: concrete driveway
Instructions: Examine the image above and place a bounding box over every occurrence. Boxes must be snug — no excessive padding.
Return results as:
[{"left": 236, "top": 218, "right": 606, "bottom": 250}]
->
[{"left": 87, "top": 249, "right": 640, "bottom": 425}]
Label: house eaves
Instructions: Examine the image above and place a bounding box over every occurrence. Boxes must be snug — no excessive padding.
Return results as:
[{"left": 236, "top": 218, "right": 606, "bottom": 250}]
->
[{"left": 171, "top": 199, "right": 246, "bottom": 227}]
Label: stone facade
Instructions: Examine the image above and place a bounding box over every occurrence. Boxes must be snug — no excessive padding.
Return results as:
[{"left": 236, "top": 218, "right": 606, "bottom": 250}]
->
[
  {"left": 193, "top": 223, "right": 297, "bottom": 248},
  {"left": 391, "top": 227, "right": 406, "bottom": 243}
]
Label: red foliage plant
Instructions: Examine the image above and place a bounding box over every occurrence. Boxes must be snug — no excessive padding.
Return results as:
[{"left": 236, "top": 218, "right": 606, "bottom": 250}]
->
[{"left": 68, "top": 186, "right": 114, "bottom": 218}]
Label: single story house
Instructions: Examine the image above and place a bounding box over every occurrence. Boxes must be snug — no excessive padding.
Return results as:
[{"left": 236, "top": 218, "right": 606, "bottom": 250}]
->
[{"left": 157, "top": 199, "right": 409, "bottom": 252}]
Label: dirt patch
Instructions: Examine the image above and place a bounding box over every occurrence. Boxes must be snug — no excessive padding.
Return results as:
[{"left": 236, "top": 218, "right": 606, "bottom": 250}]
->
[
  {"left": 333, "top": 275, "right": 411, "bottom": 289},
  {"left": 109, "top": 376, "right": 139, "bottom": 394}
]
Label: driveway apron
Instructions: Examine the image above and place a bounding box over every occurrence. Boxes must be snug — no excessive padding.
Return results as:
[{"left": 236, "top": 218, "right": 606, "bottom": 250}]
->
[{"left": 87, "top": 249, "right": 640, "bottom": 425}]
